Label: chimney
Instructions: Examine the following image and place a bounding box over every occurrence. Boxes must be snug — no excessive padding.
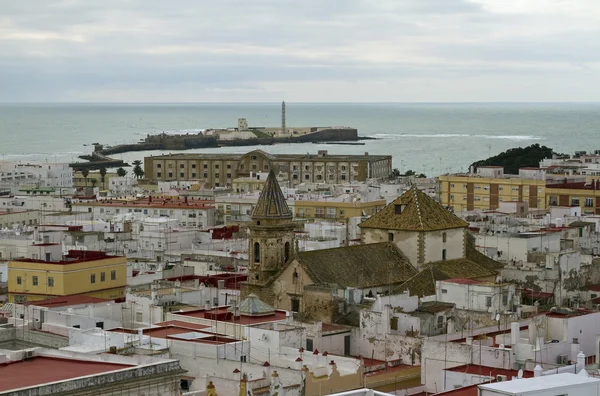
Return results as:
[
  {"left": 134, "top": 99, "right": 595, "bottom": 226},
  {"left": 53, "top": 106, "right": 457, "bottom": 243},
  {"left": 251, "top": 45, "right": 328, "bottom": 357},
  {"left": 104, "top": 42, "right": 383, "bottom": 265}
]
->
[
  {"left": 510, "top": 322, "right": 520, "bottom": 346},
  {"left": 206, "top": 381, "right": 218, "bottom": 396},
  {"left": 270, "top": 370, "right": 283, "bottom": 395},
  {"left": 262, "top": 361, "right": 271, "bottom": 378},
  {"left": 577, "top": 351, "right": 586, "bottom": 369},
  {"left": 328, "top": 360, "right": 337, "bottom": 376},
  {"left": 295, "top": 356, "right": 303, "bottom": 370},
  {"left": 205, "top": 299, "right": 211, "bottom": 310}
]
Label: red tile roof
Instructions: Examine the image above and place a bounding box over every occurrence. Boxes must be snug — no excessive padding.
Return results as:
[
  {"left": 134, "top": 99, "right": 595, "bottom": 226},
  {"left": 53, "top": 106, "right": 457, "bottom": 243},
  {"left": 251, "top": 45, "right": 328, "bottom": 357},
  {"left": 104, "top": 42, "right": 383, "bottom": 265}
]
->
[
  {"left": 73, "top": 197, "right": 214, "bottom": 210},
  {"left": 32, "top": 295, "right": 112, "bottom": 308},
  {"left": 443, "top": 278, "right": 483, "bottom": 285},
  {"left": 446, "top": 364, "right": 533, "bottom": 379},
  {"left": 0, "top": 357, "right": 132, "bottom": 391},
  {"left": 175, "top": 307, "right": 288, "bottom": 325},
  {"left": 12, "top": 250, "right": 122, "bottom": 265}
]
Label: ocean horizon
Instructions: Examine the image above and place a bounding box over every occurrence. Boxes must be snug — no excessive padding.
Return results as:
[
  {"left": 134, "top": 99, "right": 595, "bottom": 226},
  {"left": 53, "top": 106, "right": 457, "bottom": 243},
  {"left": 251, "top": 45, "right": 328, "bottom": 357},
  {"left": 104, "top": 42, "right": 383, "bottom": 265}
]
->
[{"left": 1, "top": 102, "right": 598, "bottom": 176}]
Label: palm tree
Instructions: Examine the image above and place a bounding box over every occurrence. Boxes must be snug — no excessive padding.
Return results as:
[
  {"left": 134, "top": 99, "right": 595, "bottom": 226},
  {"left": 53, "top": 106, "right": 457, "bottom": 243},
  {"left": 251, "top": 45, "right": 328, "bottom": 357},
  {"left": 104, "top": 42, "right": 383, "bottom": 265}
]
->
[
  {"left": 90, "top": 179, "right": 98, "bottom": 188},
  {"left": 117, "top": 167, "right": 127, "bottom": 177},
  {"left": 99, "top": 167, "right": 107, "bottom": 188},
  {"left": 81, "top": 169, "right": 89, "bottom": 187},
  {"left": 132, "top": 160, "right": 144, "bottom": 179}
]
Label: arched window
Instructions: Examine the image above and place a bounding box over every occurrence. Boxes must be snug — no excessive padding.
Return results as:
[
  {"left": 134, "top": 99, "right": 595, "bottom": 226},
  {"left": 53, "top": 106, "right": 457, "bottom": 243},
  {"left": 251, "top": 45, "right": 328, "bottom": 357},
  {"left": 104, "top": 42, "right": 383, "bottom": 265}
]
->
[
  {"left": 284, "top": 242, "right": 291, "bottom": 262},
  {"left": 254, "top": 242, "right": 260, "bottom": 263},
  {"left": 442, "top": 232, "right": 447, "bottom": 243}
]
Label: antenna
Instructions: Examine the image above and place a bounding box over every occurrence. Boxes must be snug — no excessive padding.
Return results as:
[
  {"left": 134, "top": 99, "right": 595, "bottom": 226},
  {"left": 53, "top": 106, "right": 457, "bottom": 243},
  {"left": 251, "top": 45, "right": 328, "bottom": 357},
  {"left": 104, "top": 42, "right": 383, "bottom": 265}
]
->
[{"left": 281, "top": 101, "right": 286, "bottom": 136}]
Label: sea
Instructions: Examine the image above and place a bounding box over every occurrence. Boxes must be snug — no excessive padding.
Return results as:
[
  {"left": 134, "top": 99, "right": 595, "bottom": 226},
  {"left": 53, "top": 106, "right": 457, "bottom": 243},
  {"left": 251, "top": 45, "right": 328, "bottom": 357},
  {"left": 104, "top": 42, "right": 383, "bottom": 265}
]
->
[{"left": 0, "top": 102, "right": 598, "bottom": 177}]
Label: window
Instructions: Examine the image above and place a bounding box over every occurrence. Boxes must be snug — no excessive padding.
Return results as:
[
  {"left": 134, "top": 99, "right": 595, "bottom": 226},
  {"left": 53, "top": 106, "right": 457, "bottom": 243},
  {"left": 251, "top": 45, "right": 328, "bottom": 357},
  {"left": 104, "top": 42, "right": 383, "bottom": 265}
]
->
[
  {"left": 227, "top": 164, "right": 231, "bottom": 169},
  {"left": 442, "top": 232, "right": 447, "bottom": 243},
  {"left": 285, "top": 242, "right": 291, "bottom": 262},
  {"left": 292, "top": 269, "right": 298, "bottom": 284},
  {"left": 215, "top": 164, "right": 219, "bottom": 169},
  {"left": 111, "top": 270, "right": 116, "bottom": 280},
  {"left": 157, "top": 172, "right": 161, "bottom": 177},
  {"left": 227, "top": 173, "right": 231, "bottom": 178},
  {"left": 203, "top": 173, "right": 208, "bottom": 178},
  {"left": 291, "top": 298, "right": 300, "bottom": 312},
  {"left": 437, "top": 315, "right": 444, "bottom": 329},
  {"left": 442, "top": 249, "right": 447, "bottom": 260},
  {"left": 17, "top": 276, "right": 22, "bottom": 285},
  {"left": 502, "top": 294, "right": 508, "bottom": 306},
  {"left": 180, "top": 164, "right": 184, "bottom": 169},
  {"left": 90, "top": 274, "right": 96, "bottom": 284},
  {"left": 585, "top": 198, "right": 594, "bottom": 207},
  {"left": 101, "top": 272, "right": 106, "bottom": 282},
  {"left": 180, "top": 173, "right": 184, "bottom": 177},
  {"left": 441, "top": 289, "right": 448, "bottom": 294},
  {"left": 168, "top": 172, "right": 173, "bottom": 178},
  {"left": 305, "top": 174, "right": 309, "bottom": 180},
  {"left": 215, "top": 173, "right": 219, "bottom": 178},
  {"left": 571, "top": 197, "right": 580, "bottom": 206},
  {"left": 254, "top": 242, "right": 260, "bottom": 263},
  {"left": 191, "top": 173, "right": 196, "bottom": 178},
  {"left": 204, "top": 164, "right": 208, "bottom": 169},
  {"left": 388, "top": 232, "right": 394, "bottom": 241},
  {"left": 390, "top": 316, "right": 398, "bottom": 330},
  {"left": 32, "top": 276, "right": 38, "bottom": 286},
  {"left": 157, "top": 164, "right": 161, "bottom": 168},
  {"left": 486, "top": 296, "right": 492, "bottom": 307},
  {"left": 191, "top": 164, "right": 196, "bottom": 169},
  {"left": 48, "top": 277, "right": 54, "bottom": 287}
]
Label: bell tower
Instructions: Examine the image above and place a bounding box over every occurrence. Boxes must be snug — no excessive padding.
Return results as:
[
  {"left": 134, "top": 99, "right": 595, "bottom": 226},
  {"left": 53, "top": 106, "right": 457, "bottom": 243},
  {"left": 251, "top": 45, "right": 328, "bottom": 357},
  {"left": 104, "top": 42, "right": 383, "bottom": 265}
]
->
[{"left": 247, "top": 170, "right": 295, "bottom": 286}]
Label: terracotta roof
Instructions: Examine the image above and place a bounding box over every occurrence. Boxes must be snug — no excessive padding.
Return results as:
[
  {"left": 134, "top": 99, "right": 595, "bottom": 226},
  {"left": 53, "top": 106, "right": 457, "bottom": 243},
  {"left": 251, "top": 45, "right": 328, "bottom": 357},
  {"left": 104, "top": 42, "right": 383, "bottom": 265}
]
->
[
  {"left": 31, "top": 295, "right": 111, "bottom": 308},
  {"left": 416, "top": 301, "right": 454, "bottom": 314},
  {"left": 297, "top": 242, "right": 417, "bottom": 289},
  {"left": 465, "top": 234, "right": 505, "bottom": 272},
  {"left": 359, "top": 187, "right": 468, "bottom": 231},
  {"left": 251, "top": 170, "right": 292, "bottom": 220},
  {"left": 395, "top": 257, "right": 498, "bottom": 297}
]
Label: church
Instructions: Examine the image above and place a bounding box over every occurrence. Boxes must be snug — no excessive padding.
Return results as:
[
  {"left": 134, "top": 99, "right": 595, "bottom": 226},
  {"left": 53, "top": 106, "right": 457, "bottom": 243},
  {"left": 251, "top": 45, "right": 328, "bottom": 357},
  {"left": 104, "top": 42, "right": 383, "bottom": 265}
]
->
[{"left": 242, "top": 170, "right": 502, "bottom": 322}]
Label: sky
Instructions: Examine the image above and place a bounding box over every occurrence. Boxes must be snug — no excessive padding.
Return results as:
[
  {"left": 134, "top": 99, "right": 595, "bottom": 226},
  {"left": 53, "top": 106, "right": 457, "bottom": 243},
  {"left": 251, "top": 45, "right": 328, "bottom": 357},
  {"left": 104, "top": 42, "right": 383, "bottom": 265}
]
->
[{"left": 1, "top": 0, "right": 599, "bottom": 102}]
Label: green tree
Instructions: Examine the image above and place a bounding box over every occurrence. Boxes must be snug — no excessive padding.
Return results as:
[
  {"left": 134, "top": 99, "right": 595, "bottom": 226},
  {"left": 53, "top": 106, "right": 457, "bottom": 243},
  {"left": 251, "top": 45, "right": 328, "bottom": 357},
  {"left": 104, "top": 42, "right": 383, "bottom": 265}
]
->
[
  {"left": 99, "top": 167, "right": 107, "bottom": 187},
  {"left": 117, "top": 167, "right": 127, "bottom": 177},
  {"left": 470, "top": 144, "right": 562, "bottom": 174},
  {"left": 90, "top": 179, "right": 98, "bottom": 188},
  {"left": 81, "top": 169, "right": 89, "bottom": 186},
  {"left": 391, "top": 168, "right": 401, "bottom": 178},
  {"left": 132, "top": 160, "right": 144, "bottom": 179},
  {"left": 417, "top": 173, "right": 427, "bottom": 178},
  {"left": 404, "top": 169, "right": 416, "bottom": 176}
]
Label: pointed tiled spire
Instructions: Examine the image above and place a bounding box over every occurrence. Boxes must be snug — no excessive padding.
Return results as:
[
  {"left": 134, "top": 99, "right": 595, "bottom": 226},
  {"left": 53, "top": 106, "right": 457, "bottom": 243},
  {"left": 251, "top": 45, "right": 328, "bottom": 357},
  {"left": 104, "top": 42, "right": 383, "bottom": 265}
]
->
[{"left": 251, "top": 170, "right": 292, "bottom": 220}]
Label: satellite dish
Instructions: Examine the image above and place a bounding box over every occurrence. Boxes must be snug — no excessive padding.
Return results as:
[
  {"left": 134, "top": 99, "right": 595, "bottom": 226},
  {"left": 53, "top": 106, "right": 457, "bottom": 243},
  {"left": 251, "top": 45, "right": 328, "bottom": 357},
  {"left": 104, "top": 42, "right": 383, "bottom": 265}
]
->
[
  {"left": 517, "top": 369, "right": 523, "bottom": 379},
  {"left": 495, "top": 313, "right": 501, "bottom": 321}
]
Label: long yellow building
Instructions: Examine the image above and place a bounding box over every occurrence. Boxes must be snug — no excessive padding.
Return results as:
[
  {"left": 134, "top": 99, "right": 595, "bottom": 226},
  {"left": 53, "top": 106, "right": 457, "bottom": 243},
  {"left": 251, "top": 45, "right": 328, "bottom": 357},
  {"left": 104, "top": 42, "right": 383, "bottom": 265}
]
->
[
  {"left": 439, "top": 170, "right": 546, "bottom": 211},
  {"left": 8, "top": 248, "right": 127, "bottom": 303},
  {"left": 439, "top": 167, "right": 600, "bottom": 215}
]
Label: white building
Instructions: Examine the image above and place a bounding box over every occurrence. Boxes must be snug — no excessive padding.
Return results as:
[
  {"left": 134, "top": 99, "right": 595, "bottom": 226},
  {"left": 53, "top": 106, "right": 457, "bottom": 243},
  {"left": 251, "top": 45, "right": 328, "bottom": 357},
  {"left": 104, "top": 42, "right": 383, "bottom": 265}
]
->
[
  {"left": 479, "top": 373, "right": 600, "bottom": 396},
  {"left": 436, "top": 279, "right": 517, "bottom": 314},
  {"left": 0, "top": 161, "right": 73, "bottom": 194}
]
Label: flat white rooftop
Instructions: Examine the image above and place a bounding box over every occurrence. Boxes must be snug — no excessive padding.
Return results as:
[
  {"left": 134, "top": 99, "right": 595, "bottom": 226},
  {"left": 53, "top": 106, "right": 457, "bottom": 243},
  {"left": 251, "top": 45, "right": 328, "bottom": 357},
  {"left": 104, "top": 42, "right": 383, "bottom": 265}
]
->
[{"left": 479, "top": 373, "right": 600, "bottom": 394}]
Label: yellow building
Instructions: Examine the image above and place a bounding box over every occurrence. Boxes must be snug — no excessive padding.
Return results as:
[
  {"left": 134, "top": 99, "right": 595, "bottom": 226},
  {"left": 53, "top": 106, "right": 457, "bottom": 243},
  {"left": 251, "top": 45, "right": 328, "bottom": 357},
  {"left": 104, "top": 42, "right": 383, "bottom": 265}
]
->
[
  {"left": 293, "top": 198, "right": 386, "bottom": 220},
  {"left": 545, "top": 180, "right": 600, "bottom": 215},
  {"left": 8, "top": 247, "right": 127, "bottom": 303},
  {"left": 439, "top": 167, "right": 546, "bottom": 211}
]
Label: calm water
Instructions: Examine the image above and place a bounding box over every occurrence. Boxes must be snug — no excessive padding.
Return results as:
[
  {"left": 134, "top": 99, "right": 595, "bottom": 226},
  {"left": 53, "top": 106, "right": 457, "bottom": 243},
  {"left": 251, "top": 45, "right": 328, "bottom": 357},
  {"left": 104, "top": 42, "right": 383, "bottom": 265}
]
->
[{"left": 0, "top": 103, "right": 598, "bottom": 176}]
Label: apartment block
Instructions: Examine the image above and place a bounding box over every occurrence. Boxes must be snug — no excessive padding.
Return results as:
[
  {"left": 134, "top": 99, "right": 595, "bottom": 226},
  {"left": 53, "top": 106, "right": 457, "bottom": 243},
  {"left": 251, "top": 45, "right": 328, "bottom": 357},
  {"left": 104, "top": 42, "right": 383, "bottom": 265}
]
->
[{"left": 439, "top": 167, "right": 546, "bottom": 211}]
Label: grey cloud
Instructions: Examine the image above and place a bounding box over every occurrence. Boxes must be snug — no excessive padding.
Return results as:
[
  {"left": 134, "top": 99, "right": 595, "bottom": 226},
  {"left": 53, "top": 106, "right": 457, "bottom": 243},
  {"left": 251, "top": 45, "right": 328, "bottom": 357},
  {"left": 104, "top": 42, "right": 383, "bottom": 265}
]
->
[{"left": 0, "top": 0, "right": 598, "bottom": 101}]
